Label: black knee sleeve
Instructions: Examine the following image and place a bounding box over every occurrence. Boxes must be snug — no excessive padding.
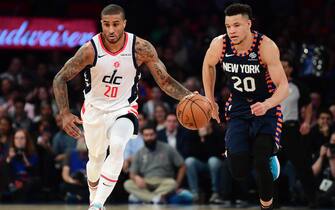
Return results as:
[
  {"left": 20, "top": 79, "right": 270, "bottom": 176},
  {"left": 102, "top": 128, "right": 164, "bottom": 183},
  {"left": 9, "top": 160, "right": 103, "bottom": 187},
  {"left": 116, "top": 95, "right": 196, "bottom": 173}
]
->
[
  {"left": 228, "top": 152, "right": 251, "bottom": 181},
  {"left": 253, "top": 134, "right": 275, "bottom": 201}
]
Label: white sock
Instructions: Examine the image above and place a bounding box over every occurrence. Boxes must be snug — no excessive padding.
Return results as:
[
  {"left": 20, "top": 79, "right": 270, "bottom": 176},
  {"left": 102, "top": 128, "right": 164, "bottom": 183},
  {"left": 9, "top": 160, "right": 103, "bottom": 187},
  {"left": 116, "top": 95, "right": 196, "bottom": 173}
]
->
[{"left": 92, "top": 117, "right": 134, "bottom": 205}]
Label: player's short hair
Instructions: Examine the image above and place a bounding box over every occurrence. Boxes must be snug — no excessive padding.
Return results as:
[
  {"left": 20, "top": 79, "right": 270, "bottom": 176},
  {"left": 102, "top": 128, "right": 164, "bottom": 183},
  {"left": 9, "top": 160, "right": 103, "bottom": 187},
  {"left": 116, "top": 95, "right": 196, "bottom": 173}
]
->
[
  {"left": 225, "top": 3, "right": 253, "bottom": 20},
  {"left": 101, "top": 4, "right": 125, "bottom": 19}
]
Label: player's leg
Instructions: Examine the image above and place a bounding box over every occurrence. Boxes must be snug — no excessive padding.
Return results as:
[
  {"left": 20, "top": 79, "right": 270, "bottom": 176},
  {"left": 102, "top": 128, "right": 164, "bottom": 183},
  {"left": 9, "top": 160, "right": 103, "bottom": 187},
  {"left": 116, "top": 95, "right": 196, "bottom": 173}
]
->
[
  {"left": 82, "top": 106, "right": 109, "bottom": 204},
  {"left": 92, "top": 114, "right": 136, "bottom": 206},
  {"left": 252, "top": 134, "right": 275, "bottom": 210},
  {"left": 225, "top": 118, "right": 251, "bottom": 180},
  {"left": 87, "top": 152, "right": 106, "bottom": 202}
]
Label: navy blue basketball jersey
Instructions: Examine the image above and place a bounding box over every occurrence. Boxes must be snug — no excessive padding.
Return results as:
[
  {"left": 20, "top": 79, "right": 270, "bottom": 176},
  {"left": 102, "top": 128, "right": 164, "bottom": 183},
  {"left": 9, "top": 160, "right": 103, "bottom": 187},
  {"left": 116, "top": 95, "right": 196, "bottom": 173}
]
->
[
  {"left": 221, "top": 31, "right": 280, "bottom": 119},
  {"left": 221, "top": 31, "right": 275, "bottom": 101}
]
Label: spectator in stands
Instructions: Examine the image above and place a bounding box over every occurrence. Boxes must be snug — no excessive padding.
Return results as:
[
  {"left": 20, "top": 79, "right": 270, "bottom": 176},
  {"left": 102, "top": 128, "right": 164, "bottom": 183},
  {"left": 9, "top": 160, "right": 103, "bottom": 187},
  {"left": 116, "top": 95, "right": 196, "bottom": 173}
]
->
[
  {"left": 310, "top": 92, "right": 322, "bottom": 126},
  {"left": 9, "top": 97, "right": 32, "bottom": 131},
  {"left": 33, "top": 102, "right": 57, "bottom": 135},
  {"left": 124, "top": 124, "right": 186, "bottom": 204},
  {"left": 183, "top": 122, "right": 225, "bottom": 203},
  {"left": 142, "top": 87, "right": 170, "bottom": 120},
  {"left": 0, "top": 57, "right": 23, "bottom": 84},
  {"left": 157, "top": 113, "right": 187, "bottom": 157},
  {"left": 61, "top": 137, "right": 89, "bottom": 203},
  {"left": 153, "top": 103, "right": 168, "bottom": 132},
  {"left": 329, "top": 104, "right": 335, "bottom": 126},
  {"left": 310, "top": 110, "right": 334, "bottom": 158},
  {"left": 0, "top": 129, "right": 40, "bottom": 202},
  {"left": 0, "top": 116, "right": 13, "bottom": 163},
  {"left": 312, "top": 132, "right": 335, "bottom": 207},
  {"left": 0, "top": 78, "right": 15, "bottom": 109},
  {"left": 183, "top": 77, "right": 202, "bottom": 93},
  {"left": 52, "top": 114, "right": 77, "bottom": 165},
  {"left": 35, "top": 119, "right": 57, "bottom": 192}
]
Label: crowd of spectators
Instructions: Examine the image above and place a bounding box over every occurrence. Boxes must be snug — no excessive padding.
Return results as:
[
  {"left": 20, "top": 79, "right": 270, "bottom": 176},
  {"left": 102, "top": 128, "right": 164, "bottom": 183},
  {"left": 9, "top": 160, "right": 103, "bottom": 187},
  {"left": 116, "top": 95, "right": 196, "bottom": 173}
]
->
[{"left": 0, "top": 0, "right": 335, "bottom": 208}]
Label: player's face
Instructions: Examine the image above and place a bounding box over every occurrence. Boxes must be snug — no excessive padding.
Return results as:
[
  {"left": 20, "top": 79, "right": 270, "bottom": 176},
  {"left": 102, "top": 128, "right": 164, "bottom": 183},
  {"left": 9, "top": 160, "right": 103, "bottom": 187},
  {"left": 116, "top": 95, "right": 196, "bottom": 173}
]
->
[
  {"left": 225, "top": 14, "right": 251, "bottom": 45},
  {"left": 281, "top": 61, "right": 293, "bottom": 77},
  {"left": 101, "top": 14, "right": 126, "bottom": 44}
]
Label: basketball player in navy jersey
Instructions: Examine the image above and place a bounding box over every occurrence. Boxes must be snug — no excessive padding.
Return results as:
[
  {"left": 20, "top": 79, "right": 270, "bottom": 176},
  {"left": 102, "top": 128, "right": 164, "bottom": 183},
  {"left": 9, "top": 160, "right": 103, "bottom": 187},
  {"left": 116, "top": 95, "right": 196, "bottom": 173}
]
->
[
  {"left": 53, "top": 4, "right": 192, "bottom": 210},
  {"left": 202, "top": 4, "right": 289, "bottom": 210}
]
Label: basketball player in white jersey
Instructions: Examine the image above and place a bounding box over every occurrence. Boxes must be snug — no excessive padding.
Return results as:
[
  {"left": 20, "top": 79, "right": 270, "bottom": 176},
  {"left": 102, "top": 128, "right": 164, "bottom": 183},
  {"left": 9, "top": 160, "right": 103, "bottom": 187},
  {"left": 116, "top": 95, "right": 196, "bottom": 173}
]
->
[{"left": 53, "top": 4, "right": 192, "bottom": 210}]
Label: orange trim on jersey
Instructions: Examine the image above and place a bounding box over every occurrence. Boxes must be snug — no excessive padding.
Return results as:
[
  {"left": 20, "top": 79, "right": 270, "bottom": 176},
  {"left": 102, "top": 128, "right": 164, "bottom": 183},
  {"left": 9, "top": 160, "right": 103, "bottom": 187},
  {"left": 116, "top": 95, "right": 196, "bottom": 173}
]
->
[
  {"left": 98, "top": 33, "right": 129, "bottom": 56},
  {"left": 220, "top": 35, "right": 227, "bottom": 62},
  {"left": 257, "top": 36, "right": 267, "bottom": 68},
  {"left": 231, "top": 31, "right": 257, "bottom": 57}
]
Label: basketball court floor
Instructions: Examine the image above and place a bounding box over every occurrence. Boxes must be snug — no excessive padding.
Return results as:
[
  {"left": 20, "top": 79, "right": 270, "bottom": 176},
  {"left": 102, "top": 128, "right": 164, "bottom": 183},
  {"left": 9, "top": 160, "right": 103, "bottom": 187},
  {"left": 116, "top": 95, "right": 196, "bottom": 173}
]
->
[{"left": 0, "top": 204, "right": 323, "bottom": 210}]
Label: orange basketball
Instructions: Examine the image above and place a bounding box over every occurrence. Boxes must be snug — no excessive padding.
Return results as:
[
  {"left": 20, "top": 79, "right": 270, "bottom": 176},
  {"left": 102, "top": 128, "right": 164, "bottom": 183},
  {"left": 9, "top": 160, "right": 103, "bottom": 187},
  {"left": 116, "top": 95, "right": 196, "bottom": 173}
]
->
[{"left": 176, "top": 94, "right": 212, "bottom": 130}]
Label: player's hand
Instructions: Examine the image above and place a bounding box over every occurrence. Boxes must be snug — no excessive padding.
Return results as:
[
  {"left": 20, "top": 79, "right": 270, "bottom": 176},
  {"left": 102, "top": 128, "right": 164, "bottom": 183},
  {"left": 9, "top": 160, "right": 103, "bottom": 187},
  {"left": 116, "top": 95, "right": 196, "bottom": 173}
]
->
[
  {"left": 60, "top": 111, "right": 83, "bottom": 139},
  {"left": 299, "top": 122, "right": 310, "bottom": 135},
  {"left": 134, "top": 175, "right": 146, "bottom": 189},
  {"left": 250, "top": 102, "right": 270, "bottom": 116},
  {"left": 209, "top": 100, "right": 220, "bottom": 123}
]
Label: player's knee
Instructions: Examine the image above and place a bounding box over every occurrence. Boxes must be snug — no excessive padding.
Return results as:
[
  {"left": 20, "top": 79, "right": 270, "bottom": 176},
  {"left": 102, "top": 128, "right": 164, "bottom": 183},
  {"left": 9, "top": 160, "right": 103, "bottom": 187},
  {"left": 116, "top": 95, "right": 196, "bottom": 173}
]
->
[
  {"left": 228, "top": 152, "right": 250, "bottom": 180},
  {"left": 88, "top": 152, "right": 106, "bottom": 164},
  {"left": 109, "top": 135, "right": 127, "bottom": 158}
]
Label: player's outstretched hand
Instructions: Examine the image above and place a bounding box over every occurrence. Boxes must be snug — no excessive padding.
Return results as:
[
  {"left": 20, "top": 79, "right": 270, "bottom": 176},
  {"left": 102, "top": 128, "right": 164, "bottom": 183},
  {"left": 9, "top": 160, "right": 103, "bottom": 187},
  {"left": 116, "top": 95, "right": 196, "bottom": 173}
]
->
[
  {"left": 209, "top": 100, "right": 220, "bottom": 123},
  {"left": 61, "top": 112, "right": 83, "bottom": 139}
]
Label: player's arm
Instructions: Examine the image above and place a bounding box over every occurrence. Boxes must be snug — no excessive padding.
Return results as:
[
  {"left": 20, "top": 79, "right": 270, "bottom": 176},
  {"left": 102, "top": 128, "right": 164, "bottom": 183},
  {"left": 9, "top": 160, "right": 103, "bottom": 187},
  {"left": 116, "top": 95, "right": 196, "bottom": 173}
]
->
[
  {"left": 202, "top": 36, "right": 223, "bottom": 123},
  {"left": 251, "top": 37, "right": 289, "bottom": 116},
  {"left": 53, "top": 42, "right": 95, "bottom": 138},
  {"left": 135, "top": 37, "right": 192, "bottom": 100}
]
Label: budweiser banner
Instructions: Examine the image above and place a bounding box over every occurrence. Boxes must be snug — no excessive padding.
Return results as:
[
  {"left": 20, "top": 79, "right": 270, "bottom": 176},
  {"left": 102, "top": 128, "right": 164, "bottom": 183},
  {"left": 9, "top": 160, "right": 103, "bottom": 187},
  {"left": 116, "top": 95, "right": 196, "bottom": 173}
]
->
[{"left": 0, "top": 17, "right": 97, "bottom": 50}]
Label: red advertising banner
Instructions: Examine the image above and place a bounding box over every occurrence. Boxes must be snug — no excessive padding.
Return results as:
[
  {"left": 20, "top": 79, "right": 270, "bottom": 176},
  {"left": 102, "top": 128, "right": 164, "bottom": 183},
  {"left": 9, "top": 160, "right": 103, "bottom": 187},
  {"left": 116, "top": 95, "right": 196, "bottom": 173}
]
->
[{"left": 0, "top": 17, "right": 97, "bottom": 50}]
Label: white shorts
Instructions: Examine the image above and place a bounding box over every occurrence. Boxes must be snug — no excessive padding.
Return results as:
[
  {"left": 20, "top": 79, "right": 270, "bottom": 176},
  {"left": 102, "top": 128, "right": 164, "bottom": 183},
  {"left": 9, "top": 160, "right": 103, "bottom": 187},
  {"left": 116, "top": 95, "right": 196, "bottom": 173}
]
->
[{"left": 81, "top": 101, "right": 138, "bottom": 157}]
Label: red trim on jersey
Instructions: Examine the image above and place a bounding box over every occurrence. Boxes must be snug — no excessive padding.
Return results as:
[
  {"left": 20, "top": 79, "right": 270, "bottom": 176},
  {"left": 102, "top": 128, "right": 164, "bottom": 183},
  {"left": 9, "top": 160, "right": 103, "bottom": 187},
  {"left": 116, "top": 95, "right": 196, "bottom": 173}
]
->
[
  {"left": 128, "top": 109, "right": 138, "bottom": 117},
  {"left": 101, "top": 174, "right": 118, "bottom": 183},
  {"left": 81, "top": 103, "right": 86, "bottom": 114},
  {"left": 98, "top": 32, "right": 129, "bottom": 56}
]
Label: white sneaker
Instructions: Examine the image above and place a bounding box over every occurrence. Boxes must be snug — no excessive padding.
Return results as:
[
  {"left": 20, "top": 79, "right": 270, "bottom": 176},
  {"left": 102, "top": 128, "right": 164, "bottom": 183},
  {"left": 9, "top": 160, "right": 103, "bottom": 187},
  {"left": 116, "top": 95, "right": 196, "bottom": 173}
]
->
[{"left": 88, "top": 203, "right": 105, "bottom": 210}]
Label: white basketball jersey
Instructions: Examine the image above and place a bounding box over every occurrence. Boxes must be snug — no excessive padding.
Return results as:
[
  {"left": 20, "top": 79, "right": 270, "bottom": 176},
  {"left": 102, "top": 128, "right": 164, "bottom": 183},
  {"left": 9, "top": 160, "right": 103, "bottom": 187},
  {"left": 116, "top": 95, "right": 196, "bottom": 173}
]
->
[{"left": 83, "top": 32, "right": 140, "bottom": 111}]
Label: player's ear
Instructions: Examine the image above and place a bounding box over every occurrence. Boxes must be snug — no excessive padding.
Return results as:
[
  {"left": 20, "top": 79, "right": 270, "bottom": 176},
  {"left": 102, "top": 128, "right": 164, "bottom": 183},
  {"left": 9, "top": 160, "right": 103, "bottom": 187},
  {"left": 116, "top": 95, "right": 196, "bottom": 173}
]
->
[
  {"left": 247, "top": 19, "right": 252, "bottom": 28},
  {"left": 123, "top": 19, "right": 127, "bottom": 28}
]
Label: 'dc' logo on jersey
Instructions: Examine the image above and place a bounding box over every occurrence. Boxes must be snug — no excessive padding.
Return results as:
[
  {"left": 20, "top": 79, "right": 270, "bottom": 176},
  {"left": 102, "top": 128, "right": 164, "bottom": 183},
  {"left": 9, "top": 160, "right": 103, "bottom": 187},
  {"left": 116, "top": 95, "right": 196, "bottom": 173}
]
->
[{"left": 114, "top": 61, "right": 120, "bottom": 68}]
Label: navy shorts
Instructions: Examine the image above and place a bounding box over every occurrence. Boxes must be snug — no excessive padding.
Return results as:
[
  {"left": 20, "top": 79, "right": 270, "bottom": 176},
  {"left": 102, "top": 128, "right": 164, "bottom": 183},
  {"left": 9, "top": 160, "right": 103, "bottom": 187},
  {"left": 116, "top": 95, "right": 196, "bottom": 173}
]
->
[{"left": 225, "top": 114, "right": 282, "bottom": 155}]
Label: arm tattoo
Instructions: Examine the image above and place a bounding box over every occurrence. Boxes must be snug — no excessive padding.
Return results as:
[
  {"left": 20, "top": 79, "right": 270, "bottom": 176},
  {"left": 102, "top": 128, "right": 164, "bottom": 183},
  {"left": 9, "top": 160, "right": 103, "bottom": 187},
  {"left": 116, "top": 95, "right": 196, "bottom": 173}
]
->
[
  {"left": 152, "top": 61, "right": 191, "bottom": 100},
  {"left": 53, "top": 47, "right": 86, "bottom": 113},
  {"left": 135, "top": 39, "right": 191, "bottom": 100}
]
